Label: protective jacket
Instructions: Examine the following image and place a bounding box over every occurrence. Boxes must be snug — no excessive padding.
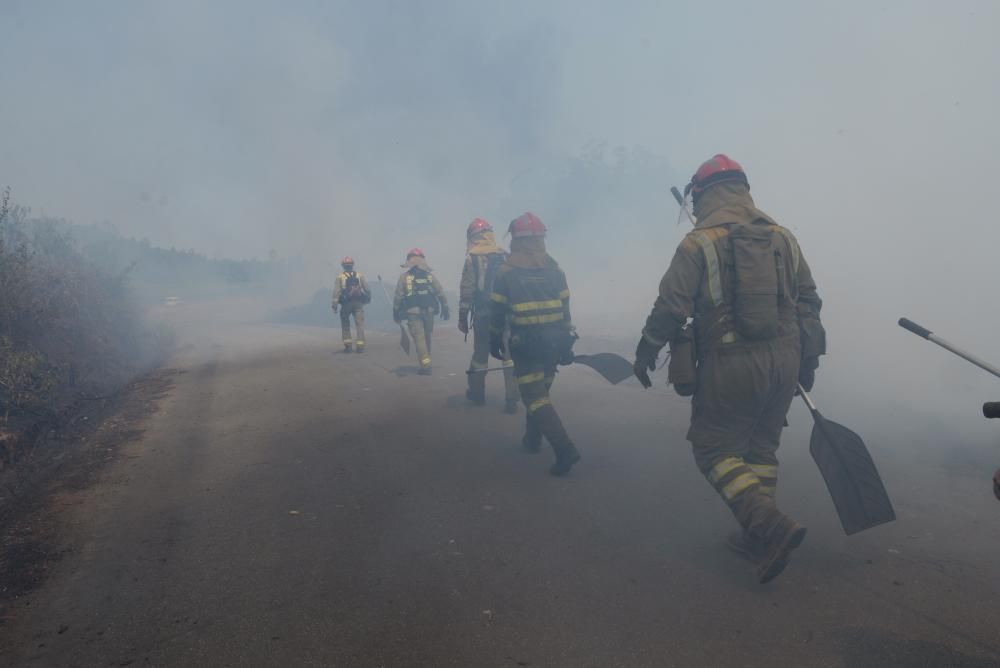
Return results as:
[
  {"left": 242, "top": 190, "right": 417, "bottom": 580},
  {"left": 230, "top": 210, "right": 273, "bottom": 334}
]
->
[
  {"left": 638, "top": 180, "right": 826, "bottom": 580},
  {"left": 394, "top": 258, "right": 448, "bottom": 317},
  {"left": 489, "top": 237, "right": 572, "bottom": 338},
  {"left": 490, "top": 235, "right": 578, "bottom": 472},
  {"left": 332, "top": 270, "right": 371, "bottom": 305},
  {"left": 461, "top": 229, "right": 517, "bottom": 404},
  {"left": 460, "top": 230, "right": 506, "bottom": 314},
  {"left": 641, "top": 183, "right": 824, "bottom": 360}
]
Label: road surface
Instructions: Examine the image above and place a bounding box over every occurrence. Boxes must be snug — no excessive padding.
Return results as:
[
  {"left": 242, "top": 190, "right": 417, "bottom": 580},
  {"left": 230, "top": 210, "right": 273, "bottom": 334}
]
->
[{"left": 3, "top": 314, "right": 1000, "bottom": 667}]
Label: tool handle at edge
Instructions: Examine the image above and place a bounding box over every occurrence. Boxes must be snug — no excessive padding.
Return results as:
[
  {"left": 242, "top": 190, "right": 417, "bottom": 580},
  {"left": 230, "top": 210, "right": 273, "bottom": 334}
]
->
[
  {"left": 984, "top": 402, "right": 1000, "bottom": 419},
  {"left": 898, "top": 317, "right": 932, "bottom": 339},
  {"left": 797, "top": 383, "right": 819, "bottom": 413},
  {"left": 670, "top": 186, "right": 685, "bottom": 206}
]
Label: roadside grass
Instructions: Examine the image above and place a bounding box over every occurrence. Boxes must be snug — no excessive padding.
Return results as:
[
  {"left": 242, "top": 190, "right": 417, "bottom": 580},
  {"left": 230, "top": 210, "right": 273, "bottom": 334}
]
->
[{"left": 0, "top": 188, "right": 170, "bottom": 469}]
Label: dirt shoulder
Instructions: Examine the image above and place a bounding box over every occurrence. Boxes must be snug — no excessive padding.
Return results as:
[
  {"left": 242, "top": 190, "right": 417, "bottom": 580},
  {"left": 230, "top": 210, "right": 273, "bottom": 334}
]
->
[{"left": 0, "top": 368, "right": 175, "bottom": 633}]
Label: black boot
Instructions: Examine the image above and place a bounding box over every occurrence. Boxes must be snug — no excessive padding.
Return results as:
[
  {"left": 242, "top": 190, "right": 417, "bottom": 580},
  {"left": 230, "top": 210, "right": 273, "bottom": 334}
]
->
[
  {"left": 757, "top": 519, "right": 807, "bottom": 584},
  {"left": 726, "top": 530, "right": 766, "bottom": 563},
  {"left": 534, "top": 405, "right": 580, "bottom": 476},
  {"left": 549, "top": 444, "right": 581, "bottom": 477},
  {"left": 466, "top": 371, "right": 486, "bottom": 406}
]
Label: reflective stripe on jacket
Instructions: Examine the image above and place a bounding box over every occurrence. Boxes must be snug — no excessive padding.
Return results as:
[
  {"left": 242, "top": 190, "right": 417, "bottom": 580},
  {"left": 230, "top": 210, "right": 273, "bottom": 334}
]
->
[
  {"left": 459, "top": 252, "right": 505, "bottom": 312},
  {"left": 332, "top": 271, "right": 369, "bottom": 305},
  {"left": 489, "top": 260, "right": 571, "bottom": 333},
  {"left": 394, "top": 267, "right": 447, "bottom": 314},
  {"left": 641, "top": 185, "right": 822, "bottom": 354}
]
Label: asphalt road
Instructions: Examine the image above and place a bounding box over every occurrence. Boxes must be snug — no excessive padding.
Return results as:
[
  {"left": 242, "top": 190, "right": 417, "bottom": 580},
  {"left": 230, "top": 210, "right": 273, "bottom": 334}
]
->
[{"left": 4, "top": 315, "right": 1000, "bottom": 667}]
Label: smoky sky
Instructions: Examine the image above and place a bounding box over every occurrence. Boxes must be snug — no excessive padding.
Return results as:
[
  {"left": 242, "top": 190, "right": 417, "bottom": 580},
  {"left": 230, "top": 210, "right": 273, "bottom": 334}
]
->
[{"left": 3, "top": 1, "right": 1000, "bottom": 420}]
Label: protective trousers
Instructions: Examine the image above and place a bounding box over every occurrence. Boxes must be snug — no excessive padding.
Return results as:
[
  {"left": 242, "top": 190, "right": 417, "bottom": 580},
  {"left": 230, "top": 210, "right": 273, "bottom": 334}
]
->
[
  {"left": 689, "top": 337, "right": 800, "bottom": 544},
  {"left": 406, "top": 310, "right": 435, "bottom": 369},
  {"left": 340, "top": 301, "right": 365, "bottom": 349},
  {"left": 511, "top": 345, "right": 575, "bottom": 458},
  {"left": 468, "top": 312, "right": 518, "bottom": 404}
]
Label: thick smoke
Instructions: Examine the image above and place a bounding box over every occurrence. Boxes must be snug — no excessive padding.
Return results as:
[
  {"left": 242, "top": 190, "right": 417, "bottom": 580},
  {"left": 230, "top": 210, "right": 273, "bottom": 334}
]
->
[{"left": 2, "top": 0, "right": 999, "bottom": 440}]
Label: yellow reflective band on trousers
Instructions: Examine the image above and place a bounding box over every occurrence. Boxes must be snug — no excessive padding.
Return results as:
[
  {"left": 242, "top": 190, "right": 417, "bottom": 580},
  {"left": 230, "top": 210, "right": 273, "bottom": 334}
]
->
[
  {"left": 420, "top": 355, "right": 431, "bottom": 368},
  {"left": 512, "top": 312, "right": 564, "bottom": 326},
  {"left": 749, "top": 464, "right": 778, "bottom": 478},
  {"left": 708, "top": 457, "right": 743, "bottom": 484},
  {"left": 707, "top": 456, "right": 763, "bottom": 502},
  {"left": 721, "top": 472, "right": 760, "bottom": 501},
  {"left": 470, "top": 359, "right": 488, "bottom": 370},
  {"left": 558, "top": 289, "right": 570, "bottom": 299},
  {"left": 511, "top": 299, "right": 563, "bottom": 312},
  {"left": 750, "top": 464, "right": 777, "bottom": 497},
  {"left": 502, "top": 359, "right": 514, "bottom": 368},
  {"left": 691, "top": 231, "right": 724, "bottom": 307},
  {"left": 527, "top": 397, "right": 551, "bottom": 413},
  {"left": 518, "top": 371, "right": 545, "bottom": 385},
  {"left": 489, "top": 292, "right": 508, "bottom": 304}
]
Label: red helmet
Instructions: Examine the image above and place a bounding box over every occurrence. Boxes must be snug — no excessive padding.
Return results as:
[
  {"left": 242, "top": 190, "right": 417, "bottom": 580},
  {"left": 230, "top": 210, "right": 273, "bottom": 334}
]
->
[
  {"left": 686, "top": 154, "right": 749, "bottom": 198},
  {"left": 406, "top": 247, "right": 425, "bottom": 259},
  {"left": 467, "top": 217, "right": 492, "bottom": 238},
  {"left": 341, "top": 256, "right": 355, "bottom": 266},
  {"left": 508, "top": 212, "right": 546, "bottom": 238}
]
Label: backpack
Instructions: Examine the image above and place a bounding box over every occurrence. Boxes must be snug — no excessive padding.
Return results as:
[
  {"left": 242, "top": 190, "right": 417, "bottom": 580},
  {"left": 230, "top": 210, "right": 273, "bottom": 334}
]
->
[
  {"left": 728, "top": 222, "right": 793, "bottom": 341},
  {"left": 402, "top": 269, "right": 439, "bottom": 311},
  {"left": 342, "top": 272, "right": 368, "bottom": 303},
  {"left": 473, "top": 253, "right": 503, "bottom": 309}
]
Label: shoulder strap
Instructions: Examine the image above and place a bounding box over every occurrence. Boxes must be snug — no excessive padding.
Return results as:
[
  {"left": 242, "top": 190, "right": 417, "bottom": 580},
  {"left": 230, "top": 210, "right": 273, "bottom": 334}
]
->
[
  {"left": 689, "top": 230, "right": 725, "bottom": 307},
  {"left": 772, "top": 226, "right": 800, "bottom": 274}
]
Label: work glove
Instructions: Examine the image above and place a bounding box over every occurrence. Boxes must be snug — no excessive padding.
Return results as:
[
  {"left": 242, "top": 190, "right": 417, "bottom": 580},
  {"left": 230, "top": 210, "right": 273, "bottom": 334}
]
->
[
  {"left": 798, "top": 356, "right": 819, "bottom": 393},
  {"left": 633, "top": 336, "right": 662, "bottom": 389},
  {"left": 457, "top": 309, "right": 470, "bottom": 335},
  {"left": 490, "top": 332, "right": 505, "bottom": 361},
  {"left": 558, "top": 329, "right": 578, "bottom": 366},
  {"left": 440, "top": 305, "right": 451, "bottom": 321},
  {"left": 673, "top": 383, "right": 696, "bottom": 397},
  {"left": 332, "top": 304, "right": 339, "bottom": 314}
]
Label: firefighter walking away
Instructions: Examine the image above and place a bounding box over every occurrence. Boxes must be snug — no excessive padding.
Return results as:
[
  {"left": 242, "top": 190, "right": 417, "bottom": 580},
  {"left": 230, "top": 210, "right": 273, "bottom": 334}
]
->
[
  {"left": 460, "top": 218, "right": 519, "bottom": 413},
  {"left": 394, "top": 248, "right": 449, "bottom": 375},
  {"left": 490, "top": 213, "right": 580, "bottom": 476},
  {"left": 633, "top": 155, "right": 826, "bottom": 583},
  {"left": 332, "top": 256, "right": 371, "bottom": 353}
]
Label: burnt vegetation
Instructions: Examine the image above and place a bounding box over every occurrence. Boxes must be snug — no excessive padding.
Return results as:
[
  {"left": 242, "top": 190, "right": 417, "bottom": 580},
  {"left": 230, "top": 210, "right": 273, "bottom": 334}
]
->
[{"left": 0, "top": 188, "right": 284, "bottom": 470}]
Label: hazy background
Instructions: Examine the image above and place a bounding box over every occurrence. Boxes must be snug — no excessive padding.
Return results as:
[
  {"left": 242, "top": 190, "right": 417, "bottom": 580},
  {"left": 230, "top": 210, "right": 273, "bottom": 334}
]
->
[{"left": 2, "top": 1, "right": 999, "bottom": 441}]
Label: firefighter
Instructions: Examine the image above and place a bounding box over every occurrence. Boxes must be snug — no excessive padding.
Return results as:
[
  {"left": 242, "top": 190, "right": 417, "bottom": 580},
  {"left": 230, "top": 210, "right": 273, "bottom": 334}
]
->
[
  {"left": 459, "top": 218, "right": 519, "bottom": 413},
  {"left": 331, "top": 256, "right": 371, "bottom": 353},
  {"left": 490, "top": 213, "right": 580, "bottom": 476},
  {"left": 394, "top": 248, "right": 449, "bottom": 375},
  {"left": 633, "top": 155, "right": 826, "bottom": 584}
]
